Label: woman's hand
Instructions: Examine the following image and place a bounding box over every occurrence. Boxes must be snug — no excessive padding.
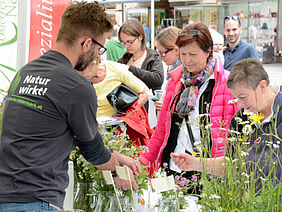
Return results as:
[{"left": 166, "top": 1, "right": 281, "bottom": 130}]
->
[
  {"left": 170, "top": 153, "right": 198, "bottom": 171},
  {"left": 137, "top": 87, "right": 149, "bottom": 107},
  {"left": 154, "top": 100, "right": 163, "bottom": 112}
]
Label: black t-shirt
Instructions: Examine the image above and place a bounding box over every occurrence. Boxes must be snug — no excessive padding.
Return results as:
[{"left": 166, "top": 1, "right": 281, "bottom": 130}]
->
[{"left": 0, "top": 50, "right": 110, "bottom": 207}]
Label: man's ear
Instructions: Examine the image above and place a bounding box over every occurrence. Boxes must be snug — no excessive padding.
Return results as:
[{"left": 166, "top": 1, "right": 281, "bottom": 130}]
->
[
  {"left": 81, "top": 37, "right": 92, "bottom": 52},
  {"left": 239, "top": 26, "right": 243, "bottom": 34},
  {"left": 258, "top": 80, "right": 268, "bottom": 94}
]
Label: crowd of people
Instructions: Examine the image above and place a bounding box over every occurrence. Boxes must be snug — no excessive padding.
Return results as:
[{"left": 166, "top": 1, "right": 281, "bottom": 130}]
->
[{"left": 0, "top": 1, "right": 280, "bottom": 211}]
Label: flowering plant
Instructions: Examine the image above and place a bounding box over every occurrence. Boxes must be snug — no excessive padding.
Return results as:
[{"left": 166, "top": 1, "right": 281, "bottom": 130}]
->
[
  {"left": 70, "top": 123, "right": 150, "bottom": 211},
  {"left": 198, "top": 109, "right": 282, "bottom": 211}
]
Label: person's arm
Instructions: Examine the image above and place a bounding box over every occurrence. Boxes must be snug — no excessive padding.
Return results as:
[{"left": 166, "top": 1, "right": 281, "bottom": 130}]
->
[
  {"left": 76, "top": 133, "right": 140, "bottom": 190},
  {"left": 128, "top": 58, "right": 164, "bottom": 89},
  {"left": 170, "top": 153, "right": 225, "bottom": 177},
  {"left": 137, "top": 87, "right": 148, "bottom": 107}
]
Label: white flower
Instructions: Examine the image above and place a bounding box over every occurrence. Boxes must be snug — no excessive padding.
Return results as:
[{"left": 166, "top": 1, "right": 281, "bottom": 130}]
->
[
  {"left": 277, "top": 141, "right": 281, "bottom": 145},
  {"left": 232, "top": 159, "right": 238, "bottom": 163},
  {"left": 194, "top": 141, "right": 201, "bottom": 147},
  {"left": 260, "top": 177, "right": 266, "bottom": 181},
  {"left": 239, "top": 121, "right": 250, "bottom": 125},
  {"left": 243, "top": 111, "right": 253, "bottom": 116},
  {"left": 235, "top": 117, "right": 243, "bottom": 123},
  {"left": 241, "top": 151, "right": 249, "bottom": 157},
  {"left": 209, "top": 194, "right": 221, "bottom": 199},
  {"left": 228, "top": 98, "right": 238, "bottom": 104},
  {"left": 242, "top": 124, "right": 252, "bottom": 135},
  {"left": 224, "top": 157, "right": 230, "bottom": 161},
  {"left": 229, "top": 129, "right": 241, "bottom": 135},
  {"left": 228, "top": 137, "right": 237, "bottom": 142},
  {"left": 244, "top": 181, "right": 250, "bottom": 184},
  {"left": 241, "top": 172, "right": 249, "bottom": 178},
  {"left": 199, "top": 113, "right": 210, "bottom": 117},
  {"left": 219, "top": 127, "right": 227, "bottom": 131},
  {"left": 242, "top": 142, "right": 250, "bottom": 145},
  {"left": 273, "top": 144, "right": 279, "bottom": 149},
  {"left": 205, "top": 123, "right": 213, "bottom": 129}
]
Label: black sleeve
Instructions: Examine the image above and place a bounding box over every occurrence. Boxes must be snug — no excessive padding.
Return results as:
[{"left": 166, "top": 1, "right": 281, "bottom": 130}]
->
[
  {"left": 76, "top": 132, "right": 111, "bottom": 165},
  {"left": 58, "top": 83, "right": 98, "bottom": 141},
  {"left": 128, "top": 58, "right": 164, "bottom": 90}
]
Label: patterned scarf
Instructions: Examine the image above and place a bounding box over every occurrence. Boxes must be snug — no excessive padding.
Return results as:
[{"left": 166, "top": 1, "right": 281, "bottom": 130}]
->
[{"left": 176, "top": 58, "right": 216, "bottom": 115}]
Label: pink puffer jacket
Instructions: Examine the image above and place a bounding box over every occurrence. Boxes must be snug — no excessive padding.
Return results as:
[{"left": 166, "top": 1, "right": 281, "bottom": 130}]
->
[{"left": 139, "top": 58, "right": 237, "bottom": 169}]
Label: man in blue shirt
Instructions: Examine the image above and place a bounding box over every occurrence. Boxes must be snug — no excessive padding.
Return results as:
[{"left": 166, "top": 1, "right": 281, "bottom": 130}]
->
[
  {"left": 223, "top": 16, "right": 258, "bottom": 71},
  {"left": 143, "top": 24, "right": 151, "bottom": 48}
]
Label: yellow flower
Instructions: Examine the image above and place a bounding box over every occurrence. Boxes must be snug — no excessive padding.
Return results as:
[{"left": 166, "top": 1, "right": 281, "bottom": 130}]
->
[
  {"left": 238, "top": 138, "right": 243, "bottom": 142},
  {"left": 69, "top": 154, "right": 72, "bottom": 160},
  {"left": 222, "top": 163, "right": 225, "bottom": 166},
  {"left": 249, "top": 112, "right": 264, "bottom": 125},
  {"left": 192, "top": 152, "right": 197, "bottom": 157}
]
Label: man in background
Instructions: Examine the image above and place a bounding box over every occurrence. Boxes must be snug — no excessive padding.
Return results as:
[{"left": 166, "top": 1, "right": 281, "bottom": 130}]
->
[
  {"left": 223, "top": 16, "right": 258, "bottom": 71},
  {"left": 102, "top": 27, "right": 126, "bottom": 61}
]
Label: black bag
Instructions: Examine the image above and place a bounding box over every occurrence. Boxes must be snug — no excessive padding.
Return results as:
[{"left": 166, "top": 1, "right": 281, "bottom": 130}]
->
[{"left": 106, "top": 84, "right": 139, "bottom": 114}]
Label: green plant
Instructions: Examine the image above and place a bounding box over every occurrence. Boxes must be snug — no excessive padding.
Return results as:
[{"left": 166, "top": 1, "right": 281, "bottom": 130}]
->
[
  {"left": 70, "top": 123, "right": 150, "bottom": 211},
  {"left": 198, "top": 111, "right": 282, "bottom": 211}
]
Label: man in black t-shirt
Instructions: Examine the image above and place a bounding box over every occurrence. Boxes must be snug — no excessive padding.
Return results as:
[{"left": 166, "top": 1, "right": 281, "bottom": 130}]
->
[{"left": 0, "top": 2, "right": 141, "bottom": 211}]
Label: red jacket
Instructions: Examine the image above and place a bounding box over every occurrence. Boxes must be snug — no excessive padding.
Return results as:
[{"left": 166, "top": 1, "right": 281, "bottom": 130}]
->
[
  {"left": 139, "top": 58, "right": 237, "bottom": 169},
  {"left": 114, "top": 101, "right": 154, "bottom": 147}
]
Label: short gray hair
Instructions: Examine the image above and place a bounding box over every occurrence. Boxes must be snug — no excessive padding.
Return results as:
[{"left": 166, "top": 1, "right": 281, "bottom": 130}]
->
[{"left": 227, "top": 58, "right": 269, "bottom": 89}]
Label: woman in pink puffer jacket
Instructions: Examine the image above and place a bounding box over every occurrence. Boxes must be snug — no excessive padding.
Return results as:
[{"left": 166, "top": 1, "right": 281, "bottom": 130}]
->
[{"left": 139, "top": 22, "right": 237, "bottom": 194}]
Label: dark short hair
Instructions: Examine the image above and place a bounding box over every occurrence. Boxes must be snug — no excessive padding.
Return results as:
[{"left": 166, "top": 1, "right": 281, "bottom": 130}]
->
[
  {"left": 224, "top": 16, "right": 241, "bottom": 27},
  {"left": 118, "top": 18, "right": 146, "bottom": 50},
  {"left": 56, "top": 1, "right": 113, "bottom": 46},
  {"left": 176, "top": 22, "right": 213, "bottom": 58},
  {"left": 227, "top": 58, "right": 270, "bottom": 89}
]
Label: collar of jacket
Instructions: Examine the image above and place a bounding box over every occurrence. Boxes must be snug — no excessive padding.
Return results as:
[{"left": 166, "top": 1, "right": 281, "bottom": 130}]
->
[
  {"left": 168, "top": 57, "right": 222, "bottom": 87},
  {"left": 119, "top": 47, "right": 158, "bottom": 67}
]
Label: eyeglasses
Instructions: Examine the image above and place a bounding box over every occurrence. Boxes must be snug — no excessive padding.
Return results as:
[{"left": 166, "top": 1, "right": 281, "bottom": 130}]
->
[
  {"left": 91, "top": 38, "right": 107, "bottom": 55},
  {"left": 119, "top": 36, "right": 139, "bottom": 45},
  {"left": 81, "top": 38, "right": 107, "bottom": 55},
  {"left": 158, "top": 49, "right": 173, "bottom": 57},
  {"left": 178, "top": 29, "right": 203, "bottom": 36},
  {"left": 224, "top": 16, "right": 241, "bottom": 25}
]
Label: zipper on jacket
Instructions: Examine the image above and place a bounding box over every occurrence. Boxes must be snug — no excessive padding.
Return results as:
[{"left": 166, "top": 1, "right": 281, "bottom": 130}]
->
[{"left": 210, "top": 71, "right": 220, "bottom": 157}]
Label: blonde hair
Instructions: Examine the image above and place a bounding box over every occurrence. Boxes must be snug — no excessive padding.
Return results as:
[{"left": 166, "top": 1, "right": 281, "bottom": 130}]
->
[{"left": 156, "top": 26, "right": 180, "bottom": 50}]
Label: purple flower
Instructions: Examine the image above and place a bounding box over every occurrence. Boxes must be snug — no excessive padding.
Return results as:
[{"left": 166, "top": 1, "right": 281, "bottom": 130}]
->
[
  {"left": 175, "top": 175, "right": 180, "bottom": 179},
  {"left": 180, "top": 177, "right": 186, "bottom": 181},
  {"left": 180, "top": 181, "right": 186, "bottom": 186},
  {"left": 100, "top": 124, "right": 105, "bottom": 134},
  {"left": 192, "top": 175, "right": 198, "bottom": 182},
  {"left": 163, "top": 163, "right": 168, "bottom": 167}
]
